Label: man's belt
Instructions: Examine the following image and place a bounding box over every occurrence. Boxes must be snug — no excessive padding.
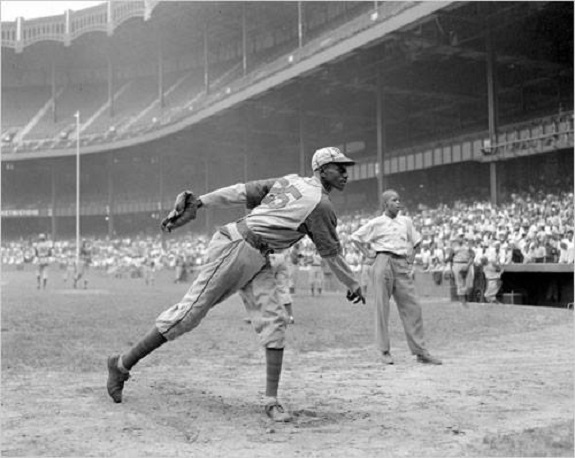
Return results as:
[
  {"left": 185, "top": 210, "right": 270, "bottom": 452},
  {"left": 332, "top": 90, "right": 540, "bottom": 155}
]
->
[
  {"left": 376, "top": 251, "right": 406, "bottom": 259},
  {"left": 235, "top": 219, "right": 274, "bottom": 256}
]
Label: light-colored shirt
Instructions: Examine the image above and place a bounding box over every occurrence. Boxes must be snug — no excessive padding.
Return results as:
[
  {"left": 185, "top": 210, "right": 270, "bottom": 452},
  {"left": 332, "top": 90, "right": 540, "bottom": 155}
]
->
[
  {"left": 350, "top": 214, "right": 421, "bottom": 257},
  {"left": 451, "top": 244, "right": 474, "bottom": 263},
  {"left": 483, "top": 261, "right": 502, "bottom": 280}
]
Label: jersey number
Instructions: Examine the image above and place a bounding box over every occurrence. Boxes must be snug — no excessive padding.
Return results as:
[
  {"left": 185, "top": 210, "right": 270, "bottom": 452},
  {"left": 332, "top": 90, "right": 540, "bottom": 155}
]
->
[{"left": 261, "top": 178, "right": 303, "bottom": 209}]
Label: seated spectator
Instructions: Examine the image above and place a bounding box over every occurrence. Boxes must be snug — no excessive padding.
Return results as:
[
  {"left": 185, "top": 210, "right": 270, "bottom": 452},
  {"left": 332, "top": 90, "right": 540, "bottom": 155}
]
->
[
  {"left": 559, "top": 231, "right": 574, "bottom": 264},
  {"left": 544, "top": 235, "right": 560, "bottom": 263},
  {"left": 525, "top": 239, "right": 546, "bottom": 263},
  {"left": 419, "top": 241, "right": 432, "bottom": 271}
]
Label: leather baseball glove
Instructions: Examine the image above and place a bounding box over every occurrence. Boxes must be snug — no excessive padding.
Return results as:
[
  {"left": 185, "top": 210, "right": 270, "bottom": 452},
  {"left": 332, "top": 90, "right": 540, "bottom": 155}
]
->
[{"left": 160, "top": 190, "right": 202, "bottom": 233}]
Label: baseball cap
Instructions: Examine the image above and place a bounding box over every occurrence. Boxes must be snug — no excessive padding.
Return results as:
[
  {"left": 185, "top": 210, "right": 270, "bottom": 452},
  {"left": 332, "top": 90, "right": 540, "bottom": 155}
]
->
[{"left": 311, "top": 147, "right": 355, "bottom": 171}]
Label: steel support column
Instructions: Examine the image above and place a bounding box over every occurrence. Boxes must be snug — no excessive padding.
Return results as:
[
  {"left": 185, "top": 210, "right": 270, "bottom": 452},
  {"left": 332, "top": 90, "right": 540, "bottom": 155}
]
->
[
  {"left": 203, "top": 24, "right": 210, "bottom": 94},
  {"left": 51, "top": 61, "right": 57, "bottom": 122},
  {"left": 485, "top": 12, "right": 499, "bottom": 206},
  {"left": 158, "top": 155, "right": 164, "bottom": 211},
  {"left": 297, "top": 2, "right": 303, "bottom": 48},
  {"left": 299, "top": 84, "right": 306, "bottom": 176},
  {"left": 243, "top": 106, "right": 250, "bottom": 183},
  {"left": 107, "top": 52, "right": 115, "bottom": 117},
  {"left": 158, "top": 34, "right": 165, "bottom": 108},
  {"left": 242, "top": 3, "right": 247, "bottom": 76},
  {"left": 50, "top": 161, "right": 57, "bottom": 240},
  {"left": 376, "top": 68, "right": 385, "bottom": 209},
  {"left": 204, "top": 159, "right": 210, "bottom": 234},
  {"left": 107, "top": 155, "right": 115, "bottom": 237}
]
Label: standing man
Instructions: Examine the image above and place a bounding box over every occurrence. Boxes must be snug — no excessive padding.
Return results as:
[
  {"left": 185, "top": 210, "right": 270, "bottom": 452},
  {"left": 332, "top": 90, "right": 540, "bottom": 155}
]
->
[
  {"left": 74, "top": 239, "right": 92, "bottom": 289},
  {"left": 308, "top": 250, "right": 325, "bottom": 296},
  {"left": 448, "top": 235, "right": 475, "bottom": 307},
  {"left": 143, "top": 257, "right": 156, "bottom": 286},
  {"left": 482, "top": 254, "right": 503, "bottom": 304},
  {"left": 350, "top": 189, "right": 442, "bottom": 366},
  {"left": 173, "top": 254, "right": 186, "bottom": 283},
  {"left": 33, "top": 233, "right": 53, "bottom": 289},
  {"left": 106, "top": 147, "right": 365, "bottom": 422}
]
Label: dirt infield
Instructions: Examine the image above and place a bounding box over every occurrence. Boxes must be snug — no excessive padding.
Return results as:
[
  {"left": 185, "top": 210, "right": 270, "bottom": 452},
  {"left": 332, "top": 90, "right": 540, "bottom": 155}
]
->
[{"left": 2, "top": 267, "right": 573, "bottom": 457}]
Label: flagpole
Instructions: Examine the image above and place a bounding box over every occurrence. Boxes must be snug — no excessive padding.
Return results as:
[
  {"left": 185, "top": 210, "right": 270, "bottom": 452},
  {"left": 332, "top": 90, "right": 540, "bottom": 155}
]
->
[{"left": 75, "top": 111, "right": 81, "bottom": 266}]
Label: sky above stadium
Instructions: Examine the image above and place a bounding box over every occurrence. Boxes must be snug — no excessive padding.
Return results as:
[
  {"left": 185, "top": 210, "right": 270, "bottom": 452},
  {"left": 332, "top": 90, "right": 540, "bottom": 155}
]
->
[{"left": 1, "top": 1, "right": 105, "bottom": 21}]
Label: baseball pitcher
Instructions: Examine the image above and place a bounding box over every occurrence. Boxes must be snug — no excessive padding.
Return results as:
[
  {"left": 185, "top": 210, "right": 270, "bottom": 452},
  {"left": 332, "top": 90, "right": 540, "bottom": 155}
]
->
[{"left": 106, "top": 147, "right": 366, "bottom": 422}]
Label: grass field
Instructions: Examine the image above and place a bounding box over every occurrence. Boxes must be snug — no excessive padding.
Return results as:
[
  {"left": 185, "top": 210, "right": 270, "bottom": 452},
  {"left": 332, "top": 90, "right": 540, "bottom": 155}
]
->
[{"left": 1, "top": 266, "right": 573, "bottom": 457}]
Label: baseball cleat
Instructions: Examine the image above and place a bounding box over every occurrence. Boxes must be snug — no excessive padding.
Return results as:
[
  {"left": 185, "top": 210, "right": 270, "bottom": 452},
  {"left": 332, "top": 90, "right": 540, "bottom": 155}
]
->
[
  {"left": 416, "top": 353, "right": 442, "bottom": 365},
  {"left": 107, "top": 354, "right": 130, "bottom": 403},
  {"left": 265, "top": 400, "right": 292, "bottom": 422}
]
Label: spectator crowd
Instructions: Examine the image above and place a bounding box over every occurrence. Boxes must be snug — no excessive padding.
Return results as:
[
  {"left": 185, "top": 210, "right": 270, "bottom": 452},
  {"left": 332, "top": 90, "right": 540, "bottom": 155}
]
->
[
  {"left": 335, "top": 190, "right": 573, "bottom": 272},
  {"left": 3, "top": 190, "right": 574, "bottom": 285}
]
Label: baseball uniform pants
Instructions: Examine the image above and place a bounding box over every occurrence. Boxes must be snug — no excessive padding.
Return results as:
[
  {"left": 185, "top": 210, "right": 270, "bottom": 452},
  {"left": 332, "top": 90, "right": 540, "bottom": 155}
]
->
[
  {"left": 155, "top": 223, "right": 289, "bottom": 348},
  {"left": 37, "top": 263, "right": 49, "bottom": 281},
  {"left": 272, "top": 259, "right": 292, "bottom": 305},
  {"left": 309, "top": 266, "right": 324, "bottom": 290},
  {"left": 452, "top": 262, "right": 475, "bottom": 296}
]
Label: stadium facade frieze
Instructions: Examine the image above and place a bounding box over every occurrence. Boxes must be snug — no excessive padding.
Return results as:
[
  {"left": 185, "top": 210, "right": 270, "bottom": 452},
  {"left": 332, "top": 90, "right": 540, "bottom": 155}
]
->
[{"left": 1, "top": 0, "right": 161, "bottom": 52}]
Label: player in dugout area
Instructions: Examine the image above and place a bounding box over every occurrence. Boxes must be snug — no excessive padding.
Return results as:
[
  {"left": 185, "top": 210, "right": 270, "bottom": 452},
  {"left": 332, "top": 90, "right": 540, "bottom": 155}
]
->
[
  {"left": 308, "top": 250, "right": 325, "bottom": 296},
  {"left": 106, "top": 146, "right": 366, "bottom": 422}
]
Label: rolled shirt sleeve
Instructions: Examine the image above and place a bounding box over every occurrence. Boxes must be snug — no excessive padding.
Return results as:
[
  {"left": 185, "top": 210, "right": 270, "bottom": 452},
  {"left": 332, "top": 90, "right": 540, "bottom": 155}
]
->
[
  {"left": 200, "top": 178, "right": 278, "bottom": 209},
  {"left": 200, "top": 183, "right": 248, "bottom": 207},
  {"left": 350, "top": 222, "right": 377, "bottom": 260},
  {"left": 350, "top": 219, "right": 376, "bottom": 245}
]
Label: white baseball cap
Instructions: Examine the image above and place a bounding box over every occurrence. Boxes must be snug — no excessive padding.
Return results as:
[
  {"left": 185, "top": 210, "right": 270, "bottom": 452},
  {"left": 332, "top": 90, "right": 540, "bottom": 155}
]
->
[{"left": 311, "top": 147, "right": 355, "bottom": 171}]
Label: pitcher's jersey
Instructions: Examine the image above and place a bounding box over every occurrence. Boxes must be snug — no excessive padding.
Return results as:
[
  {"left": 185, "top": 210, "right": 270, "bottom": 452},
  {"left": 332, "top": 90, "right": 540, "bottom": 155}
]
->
[{"left": 244, "top": 174, "right": 342, "bottom": 257}]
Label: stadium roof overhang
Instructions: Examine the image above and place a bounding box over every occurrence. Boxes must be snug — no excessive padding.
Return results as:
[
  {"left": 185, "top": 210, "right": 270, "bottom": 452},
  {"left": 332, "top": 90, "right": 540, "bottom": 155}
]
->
[
  {"left": 1, "top": 1, "right": 572, "bottom": 161},
  {"left": 2, "top": 1, "right": 457, "bottom": 160}
]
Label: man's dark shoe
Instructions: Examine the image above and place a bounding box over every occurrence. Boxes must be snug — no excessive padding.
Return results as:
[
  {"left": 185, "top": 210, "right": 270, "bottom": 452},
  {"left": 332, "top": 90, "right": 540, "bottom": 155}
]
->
[
  {"left": 417, "top": 353, "right": 443, "bottom": 365},
  {"left": 107, "top": 355, "right": 130, "bottom": 403},
  {"left": 381, "top": 352, "right": 394, "bottom": 365},
  {"left": 265, "top": 400, "right": 292, "bottom": 422}
]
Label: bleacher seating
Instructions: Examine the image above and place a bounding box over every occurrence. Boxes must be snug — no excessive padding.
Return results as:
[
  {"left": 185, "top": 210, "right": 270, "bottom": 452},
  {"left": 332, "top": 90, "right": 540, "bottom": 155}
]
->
[
  {"left": 1, "top": 86, "right": 51, "bottom": 131},
  {"left": 0, "top": 57, "right": 254, "bottom": 153},
  {"left": 122, "top": 72, "right": 186, "bottom": 131},
  {"left": 25, "top": 83, "right": 108, "bottom": 140}
]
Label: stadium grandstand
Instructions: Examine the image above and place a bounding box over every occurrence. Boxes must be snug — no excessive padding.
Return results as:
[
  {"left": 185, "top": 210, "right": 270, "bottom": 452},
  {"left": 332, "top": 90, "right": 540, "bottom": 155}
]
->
[{"left": 1, "top": 0, "right": 573, "bottom": 241}]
